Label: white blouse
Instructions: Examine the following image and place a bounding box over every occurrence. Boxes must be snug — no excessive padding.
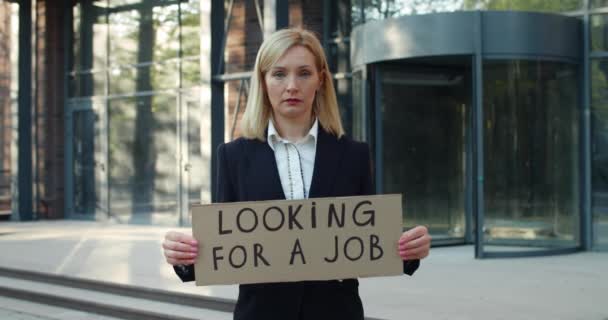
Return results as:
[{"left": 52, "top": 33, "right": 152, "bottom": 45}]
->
[{"left": 267, "top": 119, "right": 318, "bottom": 200}]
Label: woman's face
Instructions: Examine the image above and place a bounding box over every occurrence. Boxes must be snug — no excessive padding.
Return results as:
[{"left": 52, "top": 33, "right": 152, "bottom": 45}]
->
[{"left": 264, "top": 45, "right": 322, "bottom": 124}]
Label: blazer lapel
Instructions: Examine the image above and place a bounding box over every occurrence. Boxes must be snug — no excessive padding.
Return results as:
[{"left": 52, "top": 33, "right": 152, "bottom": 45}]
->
[
  {"left": 250, "top": 139, "right": 286, "bottom": 201},
  {"left": 309, "top": 128, "right": 346, "bottom": 198}
]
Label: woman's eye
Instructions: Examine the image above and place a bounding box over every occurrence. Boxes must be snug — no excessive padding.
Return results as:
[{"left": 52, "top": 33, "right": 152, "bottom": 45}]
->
[
  {"left": 273, "top": 72, "right": 285, "bottom": 78},
  {"left": 300, "top": 71, "right": 311, "bottom": 77}
]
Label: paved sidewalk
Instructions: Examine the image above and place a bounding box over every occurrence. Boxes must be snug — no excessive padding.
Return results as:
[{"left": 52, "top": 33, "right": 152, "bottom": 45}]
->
[
  {"left": 0, "top": 220, "right": 607, "bottom": 320},
  {"left": 0, "top": 296, "right": 120, "bottom": 320}
]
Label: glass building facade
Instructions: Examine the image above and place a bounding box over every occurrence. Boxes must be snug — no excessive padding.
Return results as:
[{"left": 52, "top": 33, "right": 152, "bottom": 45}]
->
[
  {"left": 65, "top": 0, "right": 209, "bottom": 225},
  {"left": 1, "top": 0, "right": 606, "bottom": 256}
]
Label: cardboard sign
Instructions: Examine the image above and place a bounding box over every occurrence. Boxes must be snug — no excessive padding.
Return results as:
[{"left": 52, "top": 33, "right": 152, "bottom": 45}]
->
[{"left": 191, "top": 194, "right": 403, "bottom": 286}]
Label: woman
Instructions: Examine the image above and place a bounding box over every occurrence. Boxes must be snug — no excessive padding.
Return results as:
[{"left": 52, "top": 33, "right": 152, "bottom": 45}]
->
[{"left": 163, "top": 28, "right": 430, "bottom": 320}]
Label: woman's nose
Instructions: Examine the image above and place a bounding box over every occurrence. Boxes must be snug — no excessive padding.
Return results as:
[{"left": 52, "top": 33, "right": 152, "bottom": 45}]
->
[{"left": 286, "top": 76, "right": 298, "bottom": 92}]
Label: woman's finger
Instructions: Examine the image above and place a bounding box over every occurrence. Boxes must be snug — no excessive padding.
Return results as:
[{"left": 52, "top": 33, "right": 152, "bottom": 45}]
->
[
  {"left": 163, "top": 239, "right": 198, "bottom": 253},
  {"left": 165, "top": 249, "right": 199, "bottom": 260},
  {"left": 398, "top": 226, "right": 428, "bottom": 245},
  {"left": 399, "top": 243, "right": 430, "bottom": 260},
  {"left": 165, "top": 231, "right": 198, "bottom": 245},
  {"left": 399, "top": 234, "right": 431, "bottom": 250}
]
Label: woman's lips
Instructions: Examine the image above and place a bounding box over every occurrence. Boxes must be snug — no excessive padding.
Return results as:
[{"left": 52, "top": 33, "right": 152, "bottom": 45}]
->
[{"left": 285, "top": 98, "right": 302, "bottom": 105}]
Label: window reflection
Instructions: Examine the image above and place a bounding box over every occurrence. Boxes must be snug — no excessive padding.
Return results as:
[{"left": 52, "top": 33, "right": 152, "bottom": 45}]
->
[
  {"left": 183, "top": 89, "right": 211, "bottom": 210},
  {"left": 182, "top": 0, "right": 201, "bottom": 57},
  {"left": 182, "top": 58, "right": 202, "bottom": 88},
  {"left": 72, "top": 0, "right": 107, "bottom": 73},
  {"left": 72, "top": 111, "right": 96, "bottom": 215},
  {"left": 71, "top": 0, "right": 195, "bottom": 95},
  {"left": 224, "top": 0, "right": 264, "bottom": 73},
  {"left": 71, "top": 1, "right": 107, "bottom": 96},
  {"left": 591, "top": 60, "right": 608, "bottom": 249},
  {"left": 152, "top": 4, "right": 180, "bottom": 61},
  {"left": 380, "top": 62, "right": 470, "bottom": 239},
  {"left": 67, "top": 0, "right": 203, "bottom": 223},
  {"left": 352, "top": 71, "right": 366, "bottom": 142},
  {"left": 108, "top": 9, "right": 140, "bottom": 67},
  {"left": 352, "top": 0, "right": 582, "bottom": 26},
  {"left": 591, "top": 15, "right": 608, "bottom": 52},
  {"left": 70, "top": 71, "right": 106, "bottom": 97},
  {"left": 483, "top": 60, "right": 579, "bottom": 247},
  {"left": 592, "top": 0, "right": 608, "bottom": 9},
  {"left": 108, "top": 94, "right": 179, "bottom": 221},
  {"left": 108, "top": 62, "right": 179, "bottom": 94}
]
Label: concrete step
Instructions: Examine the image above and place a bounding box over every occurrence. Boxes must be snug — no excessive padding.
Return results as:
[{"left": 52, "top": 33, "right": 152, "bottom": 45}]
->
[
  {"left": 0, "top": 267, "right": 387, "bottom": 320},
  {"left": 0, "top": 268, "right": 233, "bottom": 320},
  {"left": 0, "top": 295, "right": 124, "bottom": 320}
]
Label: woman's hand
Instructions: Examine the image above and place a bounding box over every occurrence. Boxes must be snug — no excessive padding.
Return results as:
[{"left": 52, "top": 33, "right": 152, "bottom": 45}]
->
[
  {"left": 163, "top": 231, "right": 199, "bottom": 266},
  {"left": 398, "top": 226, "right": 431, "bottom": 261}
]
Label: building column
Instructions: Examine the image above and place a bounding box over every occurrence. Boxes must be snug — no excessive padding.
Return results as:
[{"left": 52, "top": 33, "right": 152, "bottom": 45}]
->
[{"left": 17, "top": 0, "right": 33, "bottom": 221}]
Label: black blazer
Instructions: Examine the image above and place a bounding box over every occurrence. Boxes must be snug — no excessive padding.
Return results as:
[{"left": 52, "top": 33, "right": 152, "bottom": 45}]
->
[{"left": 174, "top": 128, "right": 419, "bottom": 320}]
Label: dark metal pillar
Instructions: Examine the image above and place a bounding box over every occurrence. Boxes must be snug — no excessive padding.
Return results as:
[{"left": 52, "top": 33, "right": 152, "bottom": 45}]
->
[
  {"left": 210, "top": 0, "right": 225, "bottom": 202},
  {"left": 473, "top": 11, "right": 485, "bottom": 258},
  {"left": 18, "top": 0, "right": 33, "bottom": 221},
  {"left": 275, "top": 0, "right": 288, "bottom": 30},
  {"left": 582, "top": 0, "right": 593, "bottom": 250}
]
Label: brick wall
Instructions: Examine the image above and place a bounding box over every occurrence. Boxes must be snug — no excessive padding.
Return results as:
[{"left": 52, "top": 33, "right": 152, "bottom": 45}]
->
[
  {"left": 0, "top": 1, "right": 13, "bottom": 214},
  {"left": 34, "top": 0, "right": 65, "bottom": 219}
]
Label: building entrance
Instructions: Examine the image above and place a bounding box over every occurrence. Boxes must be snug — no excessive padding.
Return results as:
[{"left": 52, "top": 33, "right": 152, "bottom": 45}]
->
[{"left": 376, "top": 58, "right": 472, "bottom": 244}]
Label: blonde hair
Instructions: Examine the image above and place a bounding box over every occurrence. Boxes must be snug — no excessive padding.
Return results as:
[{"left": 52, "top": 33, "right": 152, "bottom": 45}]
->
[{"left": 240, "top": 28, "right": 345, "bottom": 141}]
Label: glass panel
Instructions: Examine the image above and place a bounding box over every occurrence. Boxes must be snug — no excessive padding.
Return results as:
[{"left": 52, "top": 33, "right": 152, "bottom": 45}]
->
[
  {"left": 380, "top": 62, "right": 470, "bottom": 240},
  {"left": 108, "top": 65, "right": 137, "bottom": 94},
  {"left": 67, "top": 0, "right": 198, "bottom": 225},
  {"left": 591, "top": 15, "right": 608, "bottom": 52},
  {"left": 108, "top": 94, "right": 178, "bottom": 224},
  {"left": 356, "top": 0, "right": 582, "bottom": 23},
  {"left": 592, "top": 0, "right": 608, "bottom": 9},
  {"left": 224, "top": 0, "right": 264, "bottom": 73},
  {"left": 108, "top": 9, "right": 140, "bottom": 67},
  {"left": 352, "top": 2, "right": 364, "bottom": 27},
  {"left": 224, "top": 79, "right": 249, "bottom": 140},
  {"left": 352, "top": 71, "right": 366, "bottom": 141},
  {"left": 152, "top": 4, "right": 180, "bottom": 61},
  {"left": 591, "top": 59, "right": 608, "bottom": 250},
  {"left": 72, "top": 108, "right": 104, "bottom": 216},
  {"left": 183, "top": 89, "right": 211, "bottom": 216},
  {"left": 182, "top": 58, "right": 202, "bottom": 88},
  {"left": 69, "top": 71, "right": 106, "bottom": 97},
  {"left": 109, "top": 62, "right": 179, "bottom": 95},
  {"left": 108, "top": 3, "right": 180, "bottom": 67},
  {"left": 72, "top": 0, "right": 107, "bottom": 73},
  {"left": 107, "top": 1, "right": 181, "bottom": 94},
  {"left": 181, "top": 0, "right": 201, "bottom": 57},
  {"left": 483, "top": 60, "right": 579, "bottom": 251}
]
